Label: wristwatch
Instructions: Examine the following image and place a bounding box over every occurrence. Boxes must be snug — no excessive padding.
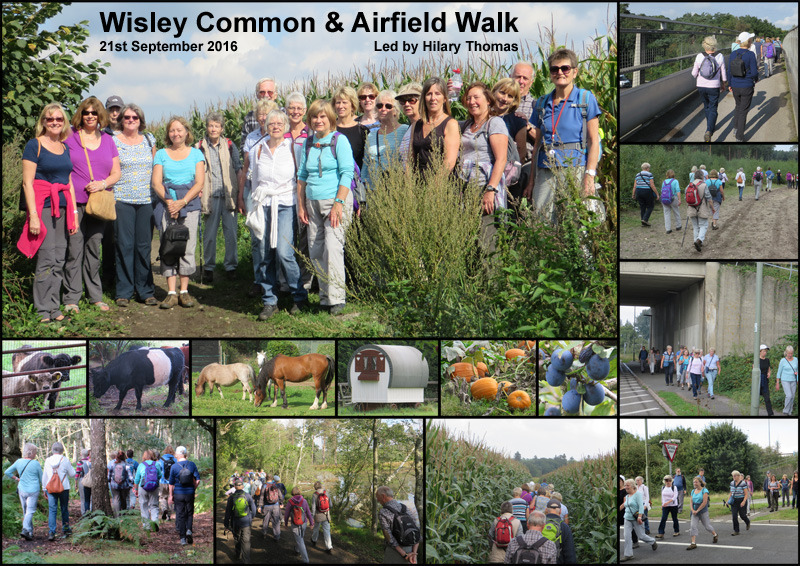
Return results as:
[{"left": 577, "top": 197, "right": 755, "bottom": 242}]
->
[
  {"left": 485, "top": 185, "right": 498, "bottom": 193},
  {"left": 585, "top": 169, "right": 597, "bottom": 177},
  {"left": 334, "top": 198, "right": 345, "bottom": 205}
]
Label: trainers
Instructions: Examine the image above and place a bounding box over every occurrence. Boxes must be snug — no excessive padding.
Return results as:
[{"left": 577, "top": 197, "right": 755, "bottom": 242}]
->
[
  {"left": 20, "top": 531, "right": 32, "bottom": 541},
  {"left": 655, "top": 534, "right": 664, "bottom": 539},
  {"left": 694, "top": 239, "right": 702, "bottom": 252},
  {"left": 290, "top": 300, "right": 310, "bottom": 315},
  {"left": 673, "top": 532, "right": 680, "bottom": 537},
  {"left": 666, "top": 230, "right": 672, "bottom": 234},
  {"left": 687, "top": 543, "right": 697, "bottom": 550},
  {"left": 180, "top": 538, "right": 187, "bottom": 546},
  {"left": 258, "top": 304, "right": 278, "bottom": 321},
  {"left": 144, "top": 296, "right": 159, "bottom": 306},
  {"left": 731, "top": 531, "right": 740, "bottom": 536},
  {"left": 48, "top": 533, "right": 55, "bottom": 541},
  {"left": 713, "top": 534, "right": 718, "bottom": 543},
  {"left": 116, "top": 298, "right": 129, "bottom": 307},
  {"left": 675, "top": 226, "right": 681, "bottom": 231},
  {"left": 651, "top": 541, "right": 658, "bottom": 550},
  {"left": 179, "top": 292, "right": 196, "bottom": 307},
  {"left": 160, "top": 294, "right": 178, "bottom": 309}
]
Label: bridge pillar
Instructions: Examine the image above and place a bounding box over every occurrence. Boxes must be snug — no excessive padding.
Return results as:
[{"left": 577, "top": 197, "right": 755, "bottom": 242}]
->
[{"left": 633, "top": 30, "right": 642, "bottom": 87}]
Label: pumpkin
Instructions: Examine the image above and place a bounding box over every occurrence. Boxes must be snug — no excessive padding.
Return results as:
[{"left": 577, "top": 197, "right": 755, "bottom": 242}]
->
[
  {"left": 450, "top": 362, "right": 478, "bottom": 381},
  {"left": 470, "top": 377, "right": 498, "bottom": 400},
  {"left": 507, "top": 390, "right": 531, "bottom": 410},
  {"left": 499, "top": 380, "right": 513, "bottom": 393},
  {"left": 505, "top": 348, "right": 526, "bottom": 360},
  {"left": 476, "top": 362, "right": 489, "bottom": 377},
  {"left": 517, "top": 340, "right": 535, "bottom": 350}
]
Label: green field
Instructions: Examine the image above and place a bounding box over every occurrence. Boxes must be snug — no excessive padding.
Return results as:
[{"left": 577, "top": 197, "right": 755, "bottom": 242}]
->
[{"left": 337, "top": 402, "right": 438, "bottom": 417}]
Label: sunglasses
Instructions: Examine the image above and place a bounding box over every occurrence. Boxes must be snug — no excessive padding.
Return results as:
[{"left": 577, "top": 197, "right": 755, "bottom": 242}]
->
[
  {"left": 549, "top": 65, "right": 574, "bottom": 74},
  {"left": 82, "top": 110, "right": 99, "bottom": 116},
  {"left": 358, "top": 94, "right": 376, "bottom": 101},
  {"left": 375, "top": 103, "right": 393, "bottom": 109},
  {"left": 258, "top": 90, "right": 275, "bottom": 97},
  {"left": 398, "top": 97, "right": 419, "bottom": 104},
  {"left": 122, "top": 115, "right": 140, "bottom": 121},
  {"left": 45, "top": 117, "right": 65, "bottom": 123}
]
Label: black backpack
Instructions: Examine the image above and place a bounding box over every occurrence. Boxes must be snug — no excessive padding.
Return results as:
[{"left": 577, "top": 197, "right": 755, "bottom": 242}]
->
[
  {"left": 161, "top": 456, "right": 175, "bottom": 481},
  {"left": 389, "top": 504, "right": 421, "bottom": 547},
  {"left": 177, "top": 462, "right": 194, "bottom": 487},
  {"left": 510, "top": 534, "right": 548, "bottom": 564},
  {"left": 731, "top": 50, "right": 746, "bottom": 78},
  {"left": 158, "top": 220, "right": 189, "bottom": 264}
]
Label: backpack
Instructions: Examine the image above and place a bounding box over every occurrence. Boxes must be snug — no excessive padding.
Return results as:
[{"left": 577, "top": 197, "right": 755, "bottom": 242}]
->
[
  {"left": 509, "top": 534, "right": 548, "bottom": 564},
  {"left": 46, "top": 457, "right": 66, "bottom": 494},
  {"left": 233, "top": 492, "right": 250, "bottom": 518},
  {"left": 81, "top": 462, "right": 94, "bottom": 489},
  {"left": 754, "top": 171, "right": 763, "bottom": 181},
  {"left": 731, "top": 50, "right": 746, "bottom": 78},
  {"left": 458, "top": 117, "right": 522, "bottom": 185},
  {"left": 706, "top": 179, "right": 721, "bottom": 198},
  {"left": 535, "top": 88, "right": 603, "bottom": 164},
  {"left": 142, "top": 461, "right": 159, "bottom": 492},
  {"left": 541, "top": 515, "right": 564, "bottom": 561},
  {"left": 112, "top": 462, "right": 128, "bottom": 489},
  {"left": 660, "top": 179, "right": 675, "bottom": 204},
  {"left": 699, "top": 52, "right": 720, "bottom": 80},
  {"left": 253, "top": 480, "right": 262, "bottom": 496},
  {"left": 493, "top": 516, "right": 514, "bottom": 548},
  {"left": 161, "top": 455, "right": 174, "bottom": 480},
  {"left": 304, "top": 131, "right": 366, "bottom": 206},
  {"left": 764, "top": 43, "right": 774, "bottom": 58},
  {"left": 265, "top": 483, "right": 280, "bottom": 504},
  {"left": 318, "top": 490, "right": 330, "bottom": 512},
  {"left": 290, "top": 500, "right": 305, "bottom": 526},
  {"left": 177, "top": 462, "right": 194, "bottom": 487},
  {"left": 684, "top": 181, "right": 704, "bottom": 208},
  {"left": 125, "top": 459, "right": 137, "bottom": 483},
  {"left": 389, "top": 503, "right": 421, "bottom": 547}
]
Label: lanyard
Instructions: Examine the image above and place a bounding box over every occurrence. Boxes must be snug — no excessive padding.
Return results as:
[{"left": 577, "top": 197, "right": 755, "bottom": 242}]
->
[{"left": 550, "top": 93, "right": 568, "bottom": 144}]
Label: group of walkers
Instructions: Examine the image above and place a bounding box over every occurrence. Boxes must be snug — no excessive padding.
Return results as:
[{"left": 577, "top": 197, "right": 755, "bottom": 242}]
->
[
  {"left": 638, "top": 345, "right": 722, "bottom": 399},
  {"left": 633, "top": 162, "right": 791, "bottom": 253},
  {"left": 692, "top": 31, "right": 783, "bottom": 142},
  {"left": 487, "top": 481, "right": 576, "bottom": 563},
  {"left": 3, "top": 442, "right": 201, "bottom": 545},
  {"left": 223, "top": 474, "right": 420, "bottom": 564},
  {"left": 765, "top": 470, "right": 799, "bottom": 512},
  {"left": 18, "top": 48, "right": 605, "bottom": 323}
]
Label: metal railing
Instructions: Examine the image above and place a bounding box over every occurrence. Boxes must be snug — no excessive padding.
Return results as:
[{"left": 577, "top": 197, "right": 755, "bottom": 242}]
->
[
  {"left": 783, "top": 26, "right": 798, "bottom": 136},
  {"left": 2, "top": 342, "right": 87, "bottom": 416}
]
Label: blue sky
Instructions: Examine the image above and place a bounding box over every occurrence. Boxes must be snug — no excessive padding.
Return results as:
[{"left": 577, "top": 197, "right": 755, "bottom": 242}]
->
[
  {"left": 46, "top": 2, "right": 616, "bottom": 122},
  {"left": 626, "top": 2, "right": 798, "bottom": 29}
]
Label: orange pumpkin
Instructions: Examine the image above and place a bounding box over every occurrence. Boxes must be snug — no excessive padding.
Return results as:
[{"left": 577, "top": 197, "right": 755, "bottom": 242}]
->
[
  {"left": 505, "top": 348, "right": 526, "bottom": 360},
  {"left": 517, "top": 340, "right": 535, "bottom": 350},
  {"left": 500, "top": 380, "right": 513, "bottom": 393},
  {"left": 476, "top": 362, "right": 489, "bottom": 377},
  {"left": 507, "top": 390, "right": 531, "bottom": 410},
  {"left": 470, "top": 377, "right": 499, "bottom": 400},
  {"left": 450, "top": 362, "right": 478, "bottom": 381}
]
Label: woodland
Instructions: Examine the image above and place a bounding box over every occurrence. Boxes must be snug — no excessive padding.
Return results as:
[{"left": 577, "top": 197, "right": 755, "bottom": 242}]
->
[
  {"left": 2, "top": 418, "right": 213, "bottom": 564},
  {"left": 216, "top": 418, "right": 423, "bottom": 564}
]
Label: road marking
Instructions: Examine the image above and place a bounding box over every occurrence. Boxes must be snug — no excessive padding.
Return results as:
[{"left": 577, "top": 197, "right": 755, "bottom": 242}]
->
[
  {"left": 619, "top": 538, "right": 752, "bottom": 550},
  {"left": 621, "top": 407, "right": 662, "bottom": 414},
  {"left": 620, "top": 396, "right": 657, "bottom": 402}
]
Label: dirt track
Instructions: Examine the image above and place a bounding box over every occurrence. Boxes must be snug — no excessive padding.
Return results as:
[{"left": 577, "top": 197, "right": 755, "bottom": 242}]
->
[{"left": 621, "top": 186, "right": 799, "bottom": 259}]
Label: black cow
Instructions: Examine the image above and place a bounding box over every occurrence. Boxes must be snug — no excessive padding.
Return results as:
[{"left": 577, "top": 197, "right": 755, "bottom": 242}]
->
[
  {"left": 12, "top": 346, "right": 82, "bottom": 410},
  {"left": 91, "top": 347, "right": 184, "bottom": 410}
]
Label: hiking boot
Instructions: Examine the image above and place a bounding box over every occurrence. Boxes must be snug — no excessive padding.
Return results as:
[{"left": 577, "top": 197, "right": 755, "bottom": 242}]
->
[
  {"left": 290, "top": 300, "right": 310, "bottom": 315},
  {"left": 160, "top": 294, "right": 178, "bottom": 309},
  {"left": 620, "top": 556, "right": 633, "bottom": 562},
  {"left": 632, "top": 543, "right": 640, "bottom": 549},
  {"left": 713, "top": 534, "right": 718, "bottom": 543},
  {"left": 258, "top": 304, "right": 278, "bottom": 321},
  {"left": 180, "top": 538, "right": 187, "bottom": 546},
  {"left": 144, "top": 296, "right": 159, "bottom": 306},
  {"left": 642, "top": 220, "right": 651, "bottom": 226},
  {"left": 712, "top": 224, "right": 719, "bottom": 230},
  {"left": 651, "top": 541, "right": 658, "bottom": 550},
  {"left": 746, "top": 523, "right": 750, "bottom": 530},
  {"left": 731, "top": 531, "right": 740, "bottom": 536},
  {"left": 20, "top": 531, "right": 32, "bottom": 541},
  {"left": 187, "top": 530, "right": 193, "bottom": 544},
  {"left": 666, "top": 230, "right": 672, "bottom": 234},
  {"left": 687, "top": 543, "right": 697, "bottom": 550},
  {"left": 48, "top": 533, "right": 55, "bottom": 541},
  {"left": 179, "top": 292, "right": 196, "bottom": 307},
  {"left": 704, "top": 131, "right": 712, "bottom": 142},
  {"left": 329, "top": 303, "right": 346, "bottom": 315},
  {"left": 694, "top": 239, "right": 702, "bottom": 252},
  {"left": 673, "top": 532, "right": 680, "bottom": 537},
  {"left": 675, "top": 226, "right": 681, "bottom": 231},
  {"left": 116, "top": 298, "right": 129, "bottom": 307},
  {"left": 655, "top": 534, "right": 664, "bottom": 539},
  {"left": 162, "top": 509, "right": 169, "bottom": 521}
]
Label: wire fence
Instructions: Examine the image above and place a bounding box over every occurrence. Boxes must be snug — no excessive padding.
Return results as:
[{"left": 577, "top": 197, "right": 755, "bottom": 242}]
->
[{"left": 2, "top": 340, "right": 87, "bottom": 417}]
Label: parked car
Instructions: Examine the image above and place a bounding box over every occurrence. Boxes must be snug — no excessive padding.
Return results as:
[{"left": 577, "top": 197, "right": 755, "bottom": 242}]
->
[{"left": 619, "top": 74, "right": 632, "bottom": 88}]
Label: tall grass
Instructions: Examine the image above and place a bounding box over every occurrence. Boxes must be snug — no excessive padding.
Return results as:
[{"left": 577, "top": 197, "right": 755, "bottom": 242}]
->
[{"left": 426, "top": 422, "right": 530, "bottom": 564}]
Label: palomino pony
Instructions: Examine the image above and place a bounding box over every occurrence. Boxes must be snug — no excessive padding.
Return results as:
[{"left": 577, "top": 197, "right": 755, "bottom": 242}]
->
[
  {"left": 195, "top": 363, "right": 256, "bottom": 402},
  {"left": 254, "top": 353, "right": 334, "bottom": 409}
]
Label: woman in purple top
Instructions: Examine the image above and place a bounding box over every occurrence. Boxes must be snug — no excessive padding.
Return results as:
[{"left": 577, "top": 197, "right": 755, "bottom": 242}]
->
[
  {"left": 63, "top": 96, "right": 120, "bottom": 313},
  {"left": 691, "top": 37, "right": 728, "bottom": 142},
  {"left": 284, "top": 486, "right": 314, "bottom": 563}
]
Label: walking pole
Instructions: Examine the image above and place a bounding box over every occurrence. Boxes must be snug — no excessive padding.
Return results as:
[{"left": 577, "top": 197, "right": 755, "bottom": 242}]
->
[{"left": 681, "top": 215, "right": 688, "bottom": 248}]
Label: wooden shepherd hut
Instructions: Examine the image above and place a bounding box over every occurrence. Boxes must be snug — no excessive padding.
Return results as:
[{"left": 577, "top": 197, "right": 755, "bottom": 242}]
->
[{"left": 348, "top": 344, "right": 429, "bottom": 407}]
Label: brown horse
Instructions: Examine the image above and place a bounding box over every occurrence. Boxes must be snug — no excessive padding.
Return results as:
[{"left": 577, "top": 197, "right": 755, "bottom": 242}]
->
[{"left": 254, "top": 353, "right": 334, "bottom": 409}]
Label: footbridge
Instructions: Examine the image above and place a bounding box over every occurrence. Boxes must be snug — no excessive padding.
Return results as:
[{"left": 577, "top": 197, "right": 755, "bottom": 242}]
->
[{"left": 620, "top": 262, "right": 796, "bottom": 356}]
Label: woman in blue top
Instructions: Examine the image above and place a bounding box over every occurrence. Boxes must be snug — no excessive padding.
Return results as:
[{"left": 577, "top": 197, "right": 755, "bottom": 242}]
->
[
  {"left": 706, "top": 170, "right": 725, "bottom": 231},
  {"left": 362, "top": 89, "right": 409, "bottom": 190},
  {"left": 620, "top": 478, "right": 656, "bottom": 561},
  {"left": 525, "top": 48, "right": 601, "bottom": 225},
  {"left": 660, "top": 345, "right": 676, "bottom": 386},
  {"left": 687, "top": 475, "right": 716, "bottom": 550},
  {"left": 297, "top": 99, "right": 354, "bottom": 316},
  {"left": 151, "top": 116, "right": 205, "bottom": 309},
  {"left": 133, "top": 449, "right": 162, "bottom": 530},
  {"left": 4, "top": 443, "right": 43, "bottom": 540},
  {"left": 728, "top": 32, "right": 759, "bottom": 142},
  {"left": 660, "top": 169, "right": 682, "bottom": 234},
  {"left": 632, "top": 163, "right": 658, "bottom": 226},
  {"left": 775, "top": 345, "right": 797, "bottom": 416}
]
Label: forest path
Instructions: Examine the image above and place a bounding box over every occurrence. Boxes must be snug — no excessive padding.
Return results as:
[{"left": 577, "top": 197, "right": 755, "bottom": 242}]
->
[
  {"left": 215, "top": 499, "right": 379, "bottom": 564},
  {"left": 1, "top": 496, "right": 212, "bottom": 563}
]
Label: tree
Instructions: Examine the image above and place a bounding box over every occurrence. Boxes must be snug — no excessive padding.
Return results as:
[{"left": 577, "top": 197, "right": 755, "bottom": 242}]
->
[
  {"left": 696, "top": 422, "right": 759, "bottom": 492},
  {"left": 414, "top": 428, "right": 422, "bottom": 523},
  {"left": 4, "top": 418, "right": 22, "bottom": 462},
  {"left": 372, "top": 419, "right": 379, "bottom": 534},
  {"left": 2, "top": 2, "right": 109, "bottom": 140},
  {"left": 90, "top": 419, "right": 113, "bottom": 516}
]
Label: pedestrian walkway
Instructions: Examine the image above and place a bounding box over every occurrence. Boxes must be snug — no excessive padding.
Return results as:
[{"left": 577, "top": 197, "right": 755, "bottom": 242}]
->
[
  {"left": 619, "top": 364, "right": 668, "bottom": 416},
  {"left": 627, "top": 60, "right": 796, "bottom": 142}
]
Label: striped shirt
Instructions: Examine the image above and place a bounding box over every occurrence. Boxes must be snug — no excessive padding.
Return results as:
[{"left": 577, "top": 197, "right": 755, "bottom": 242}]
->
[
  {"left": 635, "top": 170, "right": 653, "bottom": 189},
  {"left": 510, "top": 497, "right": 528, "bottom": 523},
  {"left": 730, "top": 480, "right": 747, "bottom": 500}
]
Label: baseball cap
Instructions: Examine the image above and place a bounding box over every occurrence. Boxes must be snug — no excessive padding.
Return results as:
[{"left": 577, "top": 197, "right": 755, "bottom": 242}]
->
[
  {"left": 737, "top": 32, "right": 755, "bottom": 43},
  {"left": 105, "top": 95, "right": 124, "bottom": 109}
]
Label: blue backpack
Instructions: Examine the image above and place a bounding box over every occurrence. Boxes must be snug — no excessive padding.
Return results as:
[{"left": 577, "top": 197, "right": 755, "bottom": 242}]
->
[
  {"left": 660, "top": 180, "right": 675, "bottom": 204},
  {"left": 534, "top": 88, "right": 603, "bottom": 164},
  {"left": 764, "top": 43, "right": 774, "bottom": 58},
  {"left": 304, "top": 131, "right": 365, "bottom": 209},
  {"left": 142, "top": 461, "right": 159, "bottom": 492}
]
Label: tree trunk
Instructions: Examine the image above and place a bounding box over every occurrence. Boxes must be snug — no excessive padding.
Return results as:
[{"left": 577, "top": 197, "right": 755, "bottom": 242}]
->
[
  {"left": 371, "top": 419, "right": 379, "bottom": 534},
  {"left": 90, "top": 419, "right": 113, "bottom": 516},
  {"left": 4, "top": 418, "right": 22, "bottom": 462},
  {"left": 292, "top": 422, "right": 306, "bottom": 488},
  {"left": 415, "top": 432, "right": 423, "bottom": 523}
]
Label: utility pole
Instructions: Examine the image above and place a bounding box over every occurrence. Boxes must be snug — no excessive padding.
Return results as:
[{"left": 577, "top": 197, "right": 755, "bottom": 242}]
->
[
  {"left": 644, "top": 419, "right": 650, "bottom": 489},
  {"left": 750, "top": 263, "right": 764, "bottom": 415}
]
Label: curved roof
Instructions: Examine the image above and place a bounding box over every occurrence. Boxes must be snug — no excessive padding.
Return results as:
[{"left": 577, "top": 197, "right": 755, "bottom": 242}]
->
[{"left": 350, "top": 344, "right": 429, "bottom": 388}]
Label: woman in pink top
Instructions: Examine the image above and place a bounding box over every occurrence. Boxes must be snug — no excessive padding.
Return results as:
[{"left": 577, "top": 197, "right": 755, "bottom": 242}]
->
[
  {"left": 687, "top": 349, "right": 706, "bottom": 399},
  {"left": 63, "top": 96, "right": 120, "bottom": 313},
  {"left": 692, "top": 36, "right": 728, "bottom": 143}
]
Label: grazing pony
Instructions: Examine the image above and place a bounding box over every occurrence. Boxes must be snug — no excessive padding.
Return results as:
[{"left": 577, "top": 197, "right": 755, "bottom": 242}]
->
[
  {"left": 254, "top": 353, "right": 334, "bottom": 410},
  {"left": 195, "top": 363, "right": 256, "bottom": 402}
]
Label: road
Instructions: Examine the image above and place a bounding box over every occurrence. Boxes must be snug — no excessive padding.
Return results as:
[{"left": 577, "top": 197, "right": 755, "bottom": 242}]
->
[
  {"left": 619, "top": 363, "right": 668, "bottom": 416},
  {"left": 619, "top": 519, "right": 798, "bottom": 563},
  {"left": 626, "top": 59, "right": 795, "bottom": 142}
]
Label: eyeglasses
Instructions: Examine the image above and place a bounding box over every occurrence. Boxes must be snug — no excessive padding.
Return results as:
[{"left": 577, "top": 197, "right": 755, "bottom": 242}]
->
[
  {"left": 45, "top": 117, "right": 65, "bottom": 123},
  {"left": 82, "top": 110, "right": 99, "bottom": 116},
  {"left": 549, "top": 65, "right": 574, "bottom": 74},
  {"left": 267, "top": 122, "right": 284, "bottom": 128},
  {"left": 398, "top": 97, "right": 419, "bottom": 104},
  {"left": 258, "top": 90, "right": 275, "bottom": 97},
  {"left": 358, "top": 94, "right": 376, "bottom": 101},
  {"left": 375, "top": 103, "right": 393, "bottom": 109},
  {"left": 122, "top": 115, "right": 140, "bottom": 121}
]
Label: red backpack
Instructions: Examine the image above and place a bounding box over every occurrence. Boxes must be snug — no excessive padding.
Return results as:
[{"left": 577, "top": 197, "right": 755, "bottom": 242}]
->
[
  {"left": 318, "top": 490, "right": 330, "bottom": 512},
  {"left": 291, "top": 500, "right": 304, "bottom": 526},
  {"left": 493, "top": 516, "right": 513, "bottom": 548},
  {"left": 684, "top": 181, "right": 703, "bottom": 208}
]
